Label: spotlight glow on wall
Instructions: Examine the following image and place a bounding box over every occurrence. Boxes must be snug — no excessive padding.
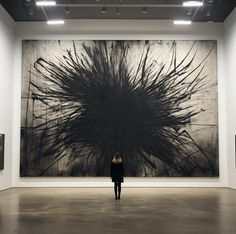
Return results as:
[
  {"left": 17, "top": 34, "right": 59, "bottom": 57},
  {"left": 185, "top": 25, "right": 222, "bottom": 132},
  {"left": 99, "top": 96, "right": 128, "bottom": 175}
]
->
[
  {"left": 173, "top": 20, "right": 192, "bottom": 25},
  {"left": 183, "top": 1, "right": 203, "bottom": 7},
  {"left": 47, "top": 20, "right": 64, "bottom": 25},
  {"left": 36, "top": 1, "right": 56, "bottom": 6}
]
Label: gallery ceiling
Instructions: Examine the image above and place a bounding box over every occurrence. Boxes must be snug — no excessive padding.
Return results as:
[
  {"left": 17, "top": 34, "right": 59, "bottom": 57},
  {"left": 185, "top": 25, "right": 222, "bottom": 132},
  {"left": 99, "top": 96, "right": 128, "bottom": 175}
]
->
[{"left": 0, "top": 0, "right": 235, "bottom": 22}]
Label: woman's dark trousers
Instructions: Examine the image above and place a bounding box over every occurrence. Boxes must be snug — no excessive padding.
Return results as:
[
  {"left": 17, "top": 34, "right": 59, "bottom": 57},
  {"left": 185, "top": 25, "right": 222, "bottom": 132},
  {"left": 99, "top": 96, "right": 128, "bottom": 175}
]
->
[{"left": 114, "top": 182, "right": 121, "bottom": 199}]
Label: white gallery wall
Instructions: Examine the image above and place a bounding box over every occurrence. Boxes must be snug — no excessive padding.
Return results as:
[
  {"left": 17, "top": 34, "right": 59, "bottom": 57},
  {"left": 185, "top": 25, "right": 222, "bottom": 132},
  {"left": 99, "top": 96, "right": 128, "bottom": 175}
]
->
[
  {"left": 0, "top": 5, "right": 233, "bottom": 188},
  {"left": 224, "top": 8, "right": 236, "bottom": 190},
  {"left": 0, "top": 6, "right": 15, "bottom": 191},
  {"left": 11, "top": 19, "right": 228, "bottom": 188}
]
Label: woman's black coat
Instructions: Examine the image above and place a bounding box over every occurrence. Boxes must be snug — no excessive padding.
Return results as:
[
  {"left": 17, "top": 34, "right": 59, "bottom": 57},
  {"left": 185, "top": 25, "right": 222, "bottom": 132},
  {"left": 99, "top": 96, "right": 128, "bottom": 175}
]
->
[{"left": 110, "top": 162, "right": 124, "bottom": 183}]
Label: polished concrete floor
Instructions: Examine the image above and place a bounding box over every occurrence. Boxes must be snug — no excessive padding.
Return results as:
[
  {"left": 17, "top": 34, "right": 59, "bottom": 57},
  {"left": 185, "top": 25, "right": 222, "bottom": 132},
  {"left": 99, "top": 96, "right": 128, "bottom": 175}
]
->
[{"left": 0, "top": 188, "right": 236, "bottom": 234}]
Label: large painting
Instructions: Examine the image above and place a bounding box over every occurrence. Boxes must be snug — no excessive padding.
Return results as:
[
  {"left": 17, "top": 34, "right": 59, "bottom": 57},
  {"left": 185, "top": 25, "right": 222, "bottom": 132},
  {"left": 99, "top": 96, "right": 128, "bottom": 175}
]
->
[
  {"left": 0, "top": 133, "right": 5, "bottom": 170},
  {"left": 21, "top": 40, "right": 218, "bottom": 177}
]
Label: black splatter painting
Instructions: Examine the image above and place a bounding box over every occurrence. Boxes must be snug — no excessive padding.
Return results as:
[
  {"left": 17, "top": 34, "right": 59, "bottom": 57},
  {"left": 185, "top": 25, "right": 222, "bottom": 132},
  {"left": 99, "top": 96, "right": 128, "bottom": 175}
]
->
[
  {"left": 20, "top": 40, "right": 218, "bottom": 177},
  {"left": 0, "top": 133, "right": 5, "bottom": 170}
]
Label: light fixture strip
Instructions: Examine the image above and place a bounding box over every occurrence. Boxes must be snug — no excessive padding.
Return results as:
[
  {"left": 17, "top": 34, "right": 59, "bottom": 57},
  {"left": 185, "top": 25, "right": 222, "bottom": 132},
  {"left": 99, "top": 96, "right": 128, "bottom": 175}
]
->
[
  {"left": 173, "top": 20, "right": 192, "bottom": 25},
  {"left": 47, "top": 20, "right": 64, "bottom": 25},
  {"left": 183, "top": 1, "right": 204, "bottom": 7},
  {"left": 36, "top": 1, "right": 56, "bottom": 6}
]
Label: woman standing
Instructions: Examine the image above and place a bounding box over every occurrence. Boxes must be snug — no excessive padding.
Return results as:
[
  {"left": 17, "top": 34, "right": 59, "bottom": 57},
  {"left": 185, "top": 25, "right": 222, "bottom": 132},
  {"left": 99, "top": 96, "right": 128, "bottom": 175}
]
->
[{"left": 110, "top": 153, "right": 124, "bottom": 200}]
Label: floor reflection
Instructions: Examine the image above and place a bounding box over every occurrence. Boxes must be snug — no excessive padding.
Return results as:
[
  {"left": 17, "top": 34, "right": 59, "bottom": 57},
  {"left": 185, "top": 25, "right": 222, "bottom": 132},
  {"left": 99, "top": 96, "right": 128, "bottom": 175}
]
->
[{"left": 0, "top": 188, "right": 236, "bottom": 234}]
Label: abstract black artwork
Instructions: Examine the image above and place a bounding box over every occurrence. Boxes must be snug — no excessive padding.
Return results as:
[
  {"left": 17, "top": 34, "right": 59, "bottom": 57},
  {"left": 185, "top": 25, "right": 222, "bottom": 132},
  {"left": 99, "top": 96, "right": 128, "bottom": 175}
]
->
[
  {"left": 0, "top": 133, "right": 5, "bottom": 170},
  {"left": 21, "top": 40, "right": 218, "bottom": 177}
]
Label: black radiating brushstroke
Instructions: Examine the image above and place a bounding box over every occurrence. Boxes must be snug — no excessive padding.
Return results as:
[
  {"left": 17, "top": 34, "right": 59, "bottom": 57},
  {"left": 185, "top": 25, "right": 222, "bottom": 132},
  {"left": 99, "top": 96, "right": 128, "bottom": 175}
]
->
[{"left": 21, "top": 40, "right": 218, "bottom": 177}]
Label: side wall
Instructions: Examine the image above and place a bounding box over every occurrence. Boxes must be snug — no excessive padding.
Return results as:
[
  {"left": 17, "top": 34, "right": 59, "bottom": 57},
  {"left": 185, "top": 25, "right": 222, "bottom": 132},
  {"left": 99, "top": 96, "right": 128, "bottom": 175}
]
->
[
  {"left": 12, "top": 20, "right": 227, "bottom": 187},
  {"left": 224, "top": 8, "right": 236, "bottom": 189},
  {"left": 0, "top": 6, "right": 15, "bottom": 191}
]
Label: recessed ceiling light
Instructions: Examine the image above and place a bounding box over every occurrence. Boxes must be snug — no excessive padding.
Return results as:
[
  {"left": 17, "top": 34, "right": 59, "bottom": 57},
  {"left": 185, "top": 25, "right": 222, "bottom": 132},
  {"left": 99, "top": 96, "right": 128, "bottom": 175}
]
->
[
  {"left": 64, "top": 6, "right": 70, "bottom": 15},
  {"left": 142, "top": 7, "right": 148, "bottom": 14},
  {"left": 116, "top": 8, "right": 121, "bottom": 16},
  {"left": 28, "top": 7, "right": 35, "bottom": 16},
  {"left": 186, "top": 8, "right": 193, "bottom": 15},
  {"left": 47, "top": 20, "right": 64, "bottom": 25},
  {"left": 36, "top": 1, "right": 56, "bottom": 6},
  {"left": 101, "top": 6, "right": 107, "bottom": 14},
  {"left": 183, "top": 1, "right": 203, "bottom": 7},
  {"left": 206, "top": 10, "right": 211, "bottom": 17},
  {"left": 173, "top": 20, "right": 192, "bottom": 25}
]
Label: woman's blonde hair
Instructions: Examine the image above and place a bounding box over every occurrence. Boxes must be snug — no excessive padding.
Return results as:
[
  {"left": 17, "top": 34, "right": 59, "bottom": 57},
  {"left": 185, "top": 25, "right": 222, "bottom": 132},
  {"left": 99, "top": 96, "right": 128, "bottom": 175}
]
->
[{"left": 112, "top": 152, "right": 122, "bottom": 164}]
